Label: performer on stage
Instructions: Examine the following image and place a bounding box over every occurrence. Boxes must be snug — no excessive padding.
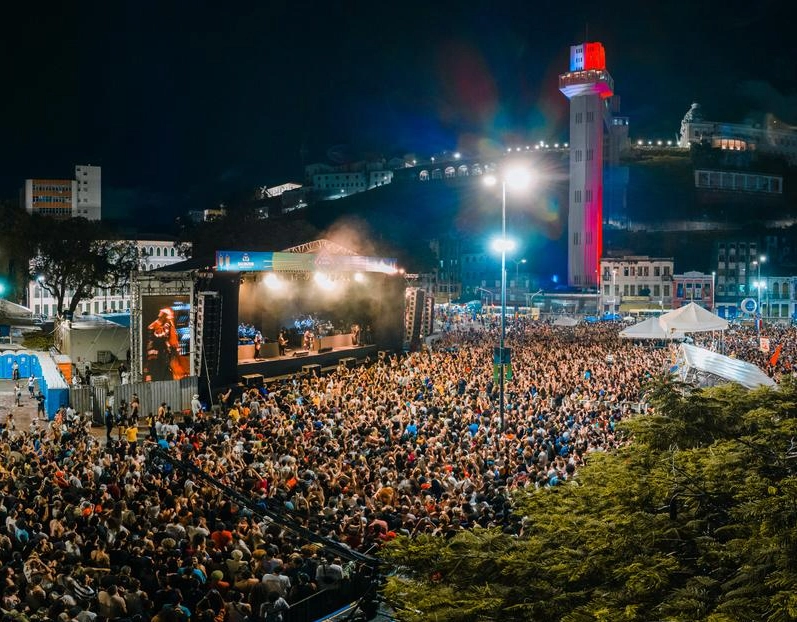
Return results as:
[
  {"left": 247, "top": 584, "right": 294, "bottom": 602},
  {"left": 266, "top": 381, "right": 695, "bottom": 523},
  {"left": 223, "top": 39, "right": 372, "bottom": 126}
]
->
[
  {"left": 303, "top": 329, "right": 315, "bottom": 351},
  {"left": 351, "top": 323, "right": 361, "bottom": 346},
  {"left": 278, "top": 330, "right": 288, "bottom": 356},
  {"left": 253, "top": 331, "right": 263, "bottom": 359}
]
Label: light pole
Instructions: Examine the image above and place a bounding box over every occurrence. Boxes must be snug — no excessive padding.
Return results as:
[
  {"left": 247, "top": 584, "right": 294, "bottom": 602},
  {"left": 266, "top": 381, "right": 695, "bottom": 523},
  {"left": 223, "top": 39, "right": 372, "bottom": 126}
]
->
[
  {"left": 485, "top": 167, "right": 532, "bottom": 437},
  {"left": 711, "top": 271, "right": 716, "bottom": 312},
  {"left": 756, "top": 255, "right": 766, "bottom": 335},
  {"left": 514, "top": 258, "right": 526, "bottom": 300},
  {"left": 611, "top": 269, "right": 617, "bottom": 315},
  {"left": 475, "top": 287, "right": 494, "bottom": 311},
  {"left": 36, "top": 275, "right": 44, "bottom": 319}
]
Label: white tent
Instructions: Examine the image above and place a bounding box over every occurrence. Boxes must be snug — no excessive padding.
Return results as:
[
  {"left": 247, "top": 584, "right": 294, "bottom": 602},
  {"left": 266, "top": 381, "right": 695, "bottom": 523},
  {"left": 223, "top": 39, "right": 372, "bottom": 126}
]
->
[
  {"left": 619, "top": 316, "right": 685, "bottom": 340},
  {"left": 659, "top": 302, "right": 729, "bottom": 333},
  {"left": 553, "top": 316, "right": 579, "bottom": 327}
]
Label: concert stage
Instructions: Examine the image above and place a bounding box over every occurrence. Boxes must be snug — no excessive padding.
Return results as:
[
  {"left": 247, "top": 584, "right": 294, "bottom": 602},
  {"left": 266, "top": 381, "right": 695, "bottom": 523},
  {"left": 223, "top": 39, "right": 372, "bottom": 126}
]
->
[{"left": 237, "top": 343, "right": 379, "bottom": 380}]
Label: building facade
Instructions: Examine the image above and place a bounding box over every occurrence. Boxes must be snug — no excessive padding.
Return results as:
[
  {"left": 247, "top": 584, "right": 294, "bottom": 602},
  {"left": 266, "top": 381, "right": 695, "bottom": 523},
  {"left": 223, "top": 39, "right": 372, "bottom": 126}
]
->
[
  {"left": 599, "top": 256, "right": 674, "bottom": 314},
  {"left": 672, "top": 271, "right": 714, "bottom": 309},
  {"left": 713, "top": 239, "right": 761, "bottom": 319},
  {"left": 560, "top": 42, "right": 614, "bottom": 288},
  {"left": 22, "top": 165, "right": 101, "bottom": 220},
  {"left": 305, "top": 160, "right": 393, "bottom": 201},
  {"left": 29, "top": 239, "right": 189, "bottom": 318}
]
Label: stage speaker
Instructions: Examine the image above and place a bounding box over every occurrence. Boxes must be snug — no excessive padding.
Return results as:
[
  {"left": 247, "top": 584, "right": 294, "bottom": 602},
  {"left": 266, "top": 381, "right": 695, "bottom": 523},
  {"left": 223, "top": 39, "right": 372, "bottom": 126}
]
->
[
  {"left": 318, "top": 346, "right": 333, "bottom": 354},
  {"left": 340, "top": 357, "right": 357, "bottom": 369},
  {"left": 293, "top": 350, "right": 309, "bottom": 357},
  {"left": 302, "top": 364, "right": 321, "bottom": 375},
  {"left": 242, "top": 373, "right": 263, "bottom": 388}
]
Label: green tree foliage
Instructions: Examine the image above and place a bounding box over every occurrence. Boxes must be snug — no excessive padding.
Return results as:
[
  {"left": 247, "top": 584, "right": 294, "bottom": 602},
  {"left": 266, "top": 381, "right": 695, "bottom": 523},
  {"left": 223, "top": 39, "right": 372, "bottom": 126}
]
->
[
  {"left": 382, "top": 378, "right": 797, "bottom": 621},
  {"left": 30, "top": 217, "right": 138, "bottom": 317}
]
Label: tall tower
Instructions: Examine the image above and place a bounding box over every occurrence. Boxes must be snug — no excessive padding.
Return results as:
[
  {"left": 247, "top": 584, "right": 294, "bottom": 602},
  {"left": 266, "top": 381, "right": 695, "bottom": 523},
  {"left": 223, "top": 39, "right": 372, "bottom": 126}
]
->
[{"left": 559, "top": 42, "right": 613, "bottom": 287}]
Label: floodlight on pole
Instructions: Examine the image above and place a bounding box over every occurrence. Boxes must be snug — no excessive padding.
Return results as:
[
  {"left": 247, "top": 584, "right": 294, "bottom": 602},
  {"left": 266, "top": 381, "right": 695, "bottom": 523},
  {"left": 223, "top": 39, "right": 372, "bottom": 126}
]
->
[
  {"left": 483, "top": 165, "right": 532, "bottom": 439},
  {"left": 36, "top": 275, "right": 45, "bottom": 318}
]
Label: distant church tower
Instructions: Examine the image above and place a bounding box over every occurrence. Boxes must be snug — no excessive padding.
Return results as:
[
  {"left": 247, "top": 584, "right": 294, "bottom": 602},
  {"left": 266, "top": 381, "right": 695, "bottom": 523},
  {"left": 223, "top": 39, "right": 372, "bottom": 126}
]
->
[{"left": 559, "top": 42, "right": 614, "bottom": 288}]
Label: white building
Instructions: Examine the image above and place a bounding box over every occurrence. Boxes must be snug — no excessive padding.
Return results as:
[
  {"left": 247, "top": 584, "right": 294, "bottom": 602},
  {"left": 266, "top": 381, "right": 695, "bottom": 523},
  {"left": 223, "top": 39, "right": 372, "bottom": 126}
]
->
[
  {"left": 599, "top": 256, "right": 674, "bottom": 314},
  {"left": 30, "top": 239, "right": 190, "bottom": 318},
  {"left": 679, "top": 103, "right": 797, "bottom": 165},
  {"left": 22, "top": 164, "right": 102, "bottom": 220},
  {"left": 306, "top": 160, "right": 393, "bottom": 201}
]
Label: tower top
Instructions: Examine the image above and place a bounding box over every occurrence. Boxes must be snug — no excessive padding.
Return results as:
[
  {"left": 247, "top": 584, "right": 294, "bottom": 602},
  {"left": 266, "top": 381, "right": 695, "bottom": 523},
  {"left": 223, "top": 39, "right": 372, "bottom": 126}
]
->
[{"left": 569, "top": 42, "right": 607, "bottom": 72}]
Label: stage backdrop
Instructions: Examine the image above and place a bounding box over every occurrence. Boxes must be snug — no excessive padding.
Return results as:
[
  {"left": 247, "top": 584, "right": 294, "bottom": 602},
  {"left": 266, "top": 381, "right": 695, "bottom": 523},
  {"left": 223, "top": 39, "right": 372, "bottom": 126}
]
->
[{"left": 141, "top": 295, "right": 191, "bottom": 382}]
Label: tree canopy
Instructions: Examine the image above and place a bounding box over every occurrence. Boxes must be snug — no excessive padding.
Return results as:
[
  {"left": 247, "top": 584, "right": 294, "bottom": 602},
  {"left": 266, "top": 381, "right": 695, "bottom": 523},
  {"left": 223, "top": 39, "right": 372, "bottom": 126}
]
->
[
  {"left": 382, "top": 378, "right": 797, "bottom": 621},
  {"left": 29, "top": 217, "right": 138, "bottom": 317}
]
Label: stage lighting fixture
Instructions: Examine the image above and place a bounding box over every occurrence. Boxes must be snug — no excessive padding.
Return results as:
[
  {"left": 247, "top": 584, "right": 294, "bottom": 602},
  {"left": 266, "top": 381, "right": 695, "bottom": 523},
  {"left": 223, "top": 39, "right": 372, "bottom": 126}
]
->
[
  {"left": 265, "top": 273, "right": 284, "bottom": 290},
  {"left": 314, "top": 272, "right": 334, "bottom": 290},
  {"left": 354, "top": 272, "right": 365, "bottom": 283}
]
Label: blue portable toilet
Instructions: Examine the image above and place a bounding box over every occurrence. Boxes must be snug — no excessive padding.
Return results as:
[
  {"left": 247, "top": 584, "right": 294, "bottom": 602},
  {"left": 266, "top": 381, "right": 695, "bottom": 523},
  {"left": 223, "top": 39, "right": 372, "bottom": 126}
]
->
[
  {"left": 37, "top": 352, "right": 69, "bottom": 419},
  {"left": 1, "top": 353, "right": 15, "bottom": 379},
  {"left": 31, "top": 356, "right": 42, "bottom": 377},
  {"left": 17, "top": 353, "right": 31, "bottom": 378}
]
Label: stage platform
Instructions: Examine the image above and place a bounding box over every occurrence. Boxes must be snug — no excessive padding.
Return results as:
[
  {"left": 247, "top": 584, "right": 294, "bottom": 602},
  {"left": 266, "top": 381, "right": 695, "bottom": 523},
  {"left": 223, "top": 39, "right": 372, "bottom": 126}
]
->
[{"left": 236, "top": 344, "right": 379, "bottom": 381}]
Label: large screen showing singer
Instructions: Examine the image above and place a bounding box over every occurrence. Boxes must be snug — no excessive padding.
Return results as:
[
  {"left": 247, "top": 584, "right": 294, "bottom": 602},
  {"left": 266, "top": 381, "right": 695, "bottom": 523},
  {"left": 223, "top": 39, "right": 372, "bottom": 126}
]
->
[{"left": 141, "top": 295, "right": 191, "bottom": 381}]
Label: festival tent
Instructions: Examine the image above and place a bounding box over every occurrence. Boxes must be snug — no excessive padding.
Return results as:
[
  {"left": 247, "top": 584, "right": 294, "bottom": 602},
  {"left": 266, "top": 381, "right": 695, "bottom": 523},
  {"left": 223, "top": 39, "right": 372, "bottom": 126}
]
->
[
  {"left": 675, "top": 343, "right": 776, "bottom": 390},
  {"left": 553, "top": 316, "right": 579, "bottom": 327},
  {"left": 619, "top": 316, "right": 685, "bottom": 340},
  {"left": 659, "top": 302, "right": 729, "bottom": 333}
]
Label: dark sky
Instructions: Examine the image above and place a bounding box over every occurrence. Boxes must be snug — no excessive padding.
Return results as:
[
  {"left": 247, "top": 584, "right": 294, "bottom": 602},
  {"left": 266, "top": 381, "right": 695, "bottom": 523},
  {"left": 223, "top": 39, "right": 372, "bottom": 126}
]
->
[{"left": 2, "top": 0, "right": 794, "bottom": 223}]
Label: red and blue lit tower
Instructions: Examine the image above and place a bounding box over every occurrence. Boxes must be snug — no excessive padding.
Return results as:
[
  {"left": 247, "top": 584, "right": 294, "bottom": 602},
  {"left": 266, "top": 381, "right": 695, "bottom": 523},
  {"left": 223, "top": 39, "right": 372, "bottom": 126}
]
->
[{"left": 559, "top": 42, "right": 614, "bottom": 288}]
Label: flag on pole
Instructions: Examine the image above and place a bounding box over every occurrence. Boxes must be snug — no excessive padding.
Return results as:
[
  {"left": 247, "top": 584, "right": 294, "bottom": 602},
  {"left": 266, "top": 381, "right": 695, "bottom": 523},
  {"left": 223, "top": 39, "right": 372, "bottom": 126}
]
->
[{"left": 769, "top": 343, "right": 783, "bottom": 367}]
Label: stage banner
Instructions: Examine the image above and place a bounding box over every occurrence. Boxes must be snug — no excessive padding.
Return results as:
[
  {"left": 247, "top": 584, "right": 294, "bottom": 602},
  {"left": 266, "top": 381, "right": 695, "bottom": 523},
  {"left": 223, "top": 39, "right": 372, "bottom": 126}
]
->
[
  {"left": 141, "top": 295, "right": 191, "bottom": 382},
  {"left": 215, "top": 250, "right": 397, "bottom": 273}
]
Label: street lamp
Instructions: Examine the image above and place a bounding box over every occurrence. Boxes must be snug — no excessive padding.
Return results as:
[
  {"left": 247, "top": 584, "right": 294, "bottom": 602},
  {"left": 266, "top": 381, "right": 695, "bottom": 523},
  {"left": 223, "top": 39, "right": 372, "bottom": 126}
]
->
[
  {"left": 755, "top": 255, "right": 766, "bottom": 335},
  {"left": 514, "top": 258, "right": 526, "bottom": 301},
  {"left": 36, "top": 275, "right": 44, "bottom": 319},
  {"left": 475, "top": 287, "right": 494, "bottom": 310},
  {"left": 484, "top": 166, "right": 532, "bottom": 437},
  {"left": 611, "top": 269, "right": 617, "bottom": 315}
]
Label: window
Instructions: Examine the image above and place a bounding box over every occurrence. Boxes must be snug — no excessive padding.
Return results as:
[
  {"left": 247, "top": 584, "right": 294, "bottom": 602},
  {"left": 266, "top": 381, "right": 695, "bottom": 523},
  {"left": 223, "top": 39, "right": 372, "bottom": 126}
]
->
[
  {"left": 586, "top": 148, "right": 594, "bottom": 161},
  {"left": 575, "top": 112, "right": 583, "bottom": 124},
  {"left": 585, "top": 189, "right": 593, "bottom": 202},
  {"left": 623, "top": 284, "right": 629, "bottom": 295},
  {"left": 575, "top": 150, "right": 583, "bottom": 162},
  {"left": 574, "top": 190, "right": 582, "bottom": 203},
  {"left": 664, "top": 285, "right": 670, "bottom": 297},
  {"left": 586, "top": 111, "right": 594, "bottom": 122},
  {"left": 663, "top": 266, "right": 671, "bottom": 276},
  {"left": 629, "top": 284, "right": 636, "bottom": 295},
  {"left": 653, "top": 284, "right": 660, "bottom": 296}
]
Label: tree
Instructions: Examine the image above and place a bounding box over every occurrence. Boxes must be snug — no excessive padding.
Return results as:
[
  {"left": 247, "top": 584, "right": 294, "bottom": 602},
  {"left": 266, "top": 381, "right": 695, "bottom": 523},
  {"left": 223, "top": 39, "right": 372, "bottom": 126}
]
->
[
  {"left": 382, "top": 377, "right": 797, "bottom": 621},
  {"left": 30, "top": 217, "right": 139, "bottom": 317}
]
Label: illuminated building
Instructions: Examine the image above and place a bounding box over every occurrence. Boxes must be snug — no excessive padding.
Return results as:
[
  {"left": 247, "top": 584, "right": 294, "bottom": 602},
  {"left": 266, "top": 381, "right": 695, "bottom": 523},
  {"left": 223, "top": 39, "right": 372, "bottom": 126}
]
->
[
  {"left": 560, "top": 42, "right": 614, "bottom": 287},
  {"left": 21, "top": 164, "right": 102, "bottom": 220}
]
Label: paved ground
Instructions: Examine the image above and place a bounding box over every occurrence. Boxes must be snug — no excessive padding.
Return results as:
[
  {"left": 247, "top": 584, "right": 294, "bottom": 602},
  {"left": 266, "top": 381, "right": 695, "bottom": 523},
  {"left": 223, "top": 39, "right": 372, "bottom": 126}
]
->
[
  {"left": 0, "top": 377, "right": 50, "bottom": 435},
  {"left": 0, "top": 377, "right": 111, "bottom": 441}
]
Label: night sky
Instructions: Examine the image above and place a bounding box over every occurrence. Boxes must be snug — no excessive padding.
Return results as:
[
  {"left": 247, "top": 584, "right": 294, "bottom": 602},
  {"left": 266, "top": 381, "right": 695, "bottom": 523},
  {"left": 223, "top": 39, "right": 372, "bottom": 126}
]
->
[{"left": 2, "top": 0, "right": 794, "bottom": 223}]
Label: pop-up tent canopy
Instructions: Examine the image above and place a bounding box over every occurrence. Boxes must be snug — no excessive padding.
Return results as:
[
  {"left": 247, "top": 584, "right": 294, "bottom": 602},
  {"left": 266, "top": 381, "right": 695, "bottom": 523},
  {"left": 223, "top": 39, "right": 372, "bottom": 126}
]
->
[
  {"left": 553, "top": 316, "right": 579, "bottom": 327},
  {"left": 659, "top": 302, "right": 729, "bottom": 333},
  {"left": 619, "top": 316, "right": 685, "bottom": 340},
  {"left": 675, "top": 343, "right": 775, "bottom": 390}
]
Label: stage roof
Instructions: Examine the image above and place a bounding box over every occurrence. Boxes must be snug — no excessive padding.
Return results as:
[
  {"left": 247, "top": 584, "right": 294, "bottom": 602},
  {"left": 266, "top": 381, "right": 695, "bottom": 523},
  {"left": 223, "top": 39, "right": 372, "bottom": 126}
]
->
[
  {"left": 215, "top": 249, "right": 397, "bottom": 274},
  {"left": 677, "top": 343, "right": 776, "bottom": 390}
]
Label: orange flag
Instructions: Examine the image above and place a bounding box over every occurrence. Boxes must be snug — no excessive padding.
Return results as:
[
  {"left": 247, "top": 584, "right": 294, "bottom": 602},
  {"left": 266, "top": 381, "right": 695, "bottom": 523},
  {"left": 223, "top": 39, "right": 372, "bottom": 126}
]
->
[{"left": 769, "top": 344, "right": 783, "bottom": 367}]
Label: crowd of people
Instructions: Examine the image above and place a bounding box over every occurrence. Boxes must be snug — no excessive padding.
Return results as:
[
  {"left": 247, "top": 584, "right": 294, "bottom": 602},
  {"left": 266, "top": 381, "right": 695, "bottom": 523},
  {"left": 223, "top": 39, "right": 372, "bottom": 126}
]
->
[{"left": 1, "top": 317, "right": 794, "bottom": 622}]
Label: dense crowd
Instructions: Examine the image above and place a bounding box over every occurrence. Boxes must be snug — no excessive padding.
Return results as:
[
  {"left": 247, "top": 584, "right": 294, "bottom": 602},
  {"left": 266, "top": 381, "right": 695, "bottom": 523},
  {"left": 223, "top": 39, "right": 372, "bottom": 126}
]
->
[{"left": 1, "top": 318, "right": 794, "bottom": 622}]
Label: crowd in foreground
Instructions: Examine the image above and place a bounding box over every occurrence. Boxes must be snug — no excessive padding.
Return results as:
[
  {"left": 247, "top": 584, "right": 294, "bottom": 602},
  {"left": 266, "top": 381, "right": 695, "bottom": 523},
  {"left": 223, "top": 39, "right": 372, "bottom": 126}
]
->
[{"left": 1, "top": 319, "right": 794, "bottom": 622}]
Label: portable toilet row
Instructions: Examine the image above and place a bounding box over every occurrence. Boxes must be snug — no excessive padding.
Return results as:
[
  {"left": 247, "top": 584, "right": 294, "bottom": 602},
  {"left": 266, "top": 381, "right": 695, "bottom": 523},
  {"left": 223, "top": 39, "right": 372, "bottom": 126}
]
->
[{"left": 1, "top": 351, "right": 42, "bottom": 379}]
